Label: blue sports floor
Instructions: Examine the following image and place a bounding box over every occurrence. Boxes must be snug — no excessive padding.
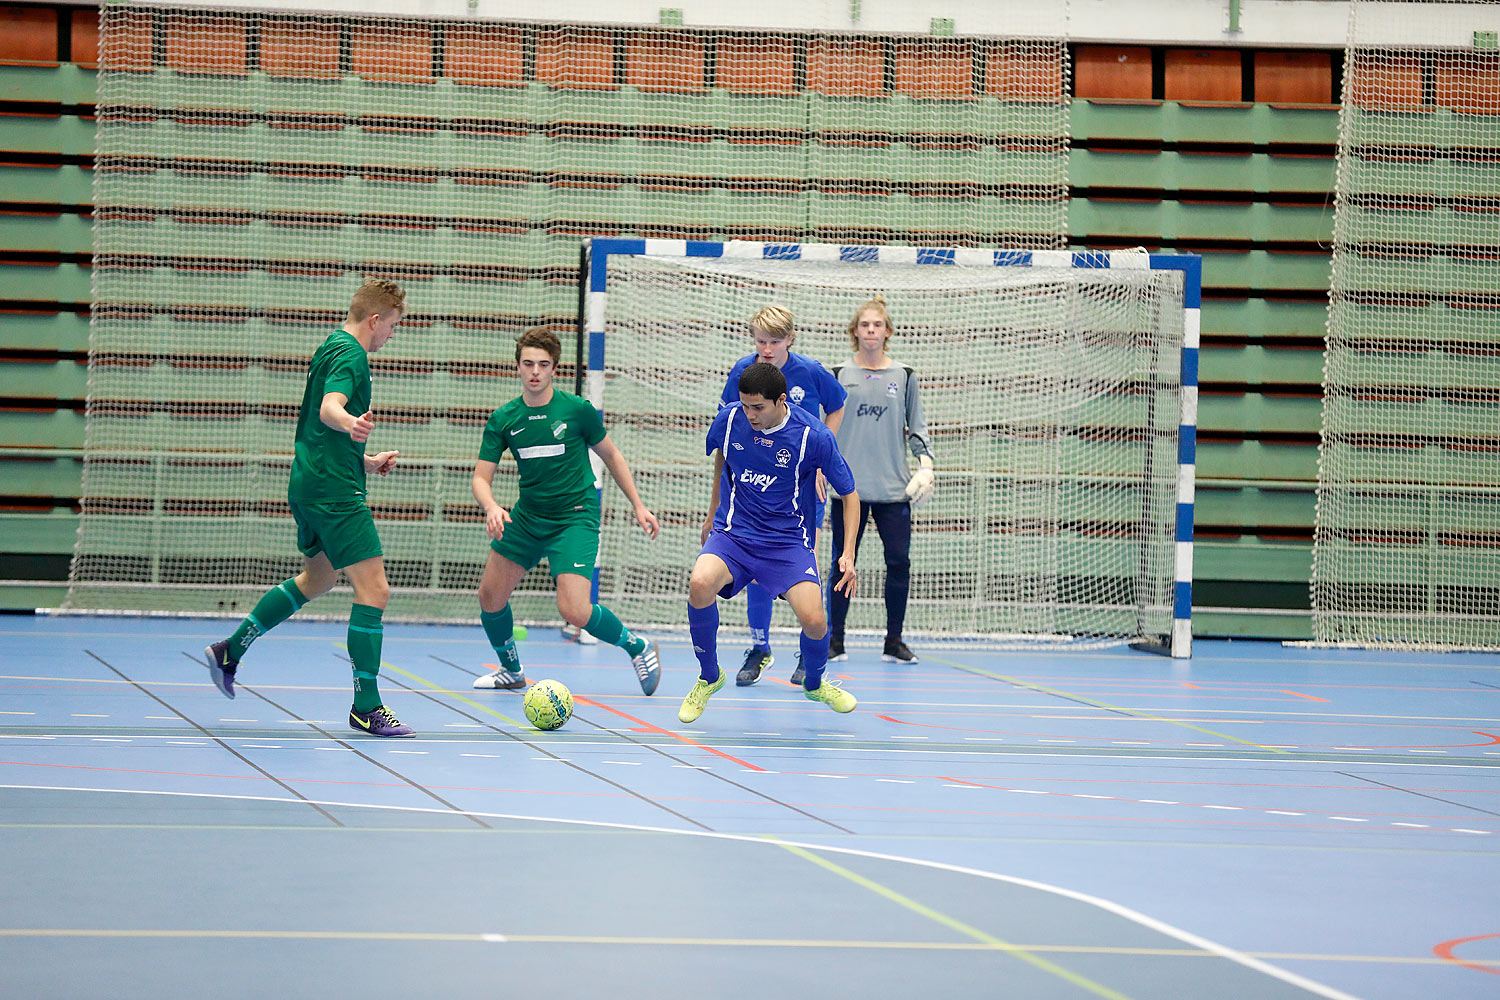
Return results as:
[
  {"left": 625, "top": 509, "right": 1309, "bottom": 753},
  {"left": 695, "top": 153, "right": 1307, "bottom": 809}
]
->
[{"left": 1, "top": 615, "right": 1498, "bottom": 999}]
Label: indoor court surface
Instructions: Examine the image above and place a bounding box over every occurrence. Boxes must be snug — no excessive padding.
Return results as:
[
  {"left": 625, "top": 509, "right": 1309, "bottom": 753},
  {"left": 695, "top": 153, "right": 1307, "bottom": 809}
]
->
[{"left": 1, "top": 614, "right": 1497, "bottom": 1000}]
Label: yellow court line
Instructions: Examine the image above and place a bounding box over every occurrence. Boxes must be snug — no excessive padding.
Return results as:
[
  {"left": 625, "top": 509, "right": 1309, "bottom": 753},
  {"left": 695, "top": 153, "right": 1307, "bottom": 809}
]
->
[
  {"left": 922, "top": 652, "right": 1290, "bottom": 754},
  {"left": 771, "top": 840, "right": 1135, "bottom": 1000},
  {"left": 333, "top": 642, "right": 529, "bottom": 730},
  {"left": 0, "top": 928, "right": 1493, "bottom": 967}
]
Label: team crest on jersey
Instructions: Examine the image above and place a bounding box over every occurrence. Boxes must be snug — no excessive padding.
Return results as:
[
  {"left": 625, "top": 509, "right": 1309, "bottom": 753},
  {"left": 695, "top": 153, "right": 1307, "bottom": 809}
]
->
[
  {"left": 775, "top": 448, "right": 792, "bottom": 467},
  {"left": 789, "top": 386, "right": 806, "bottom": 404},
  {"left": 551, "top": 420, "right": 567, "bottom": 439},
  {"left": 887, "top": 380, "right": 900, "bottom": 396}
]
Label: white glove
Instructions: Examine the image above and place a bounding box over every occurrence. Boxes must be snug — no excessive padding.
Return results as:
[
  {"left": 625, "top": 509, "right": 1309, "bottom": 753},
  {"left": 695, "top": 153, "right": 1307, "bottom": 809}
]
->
[{"left": 905, "top": 455, "right": 934, "bottom": 509}]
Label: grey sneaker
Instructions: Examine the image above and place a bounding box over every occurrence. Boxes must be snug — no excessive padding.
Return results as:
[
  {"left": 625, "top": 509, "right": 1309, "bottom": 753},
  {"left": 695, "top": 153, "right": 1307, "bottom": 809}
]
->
[
  {"left": 736, "top": 646, "right": 774, "bottom": 687},
  {"left": 631, "top": 641, "right": 661, "bottom": 695},
  {"left": 348, "top": 705, "right": 415, "bottom": 737},
  {"left": 203, "top": 640, "right": 238, "bottom": 699},
  {"left": 473, "top": 667, "right": 527, "bottom": 690},
  {"left": 789, "top": 652, "right": 805, "bottom": 687}
]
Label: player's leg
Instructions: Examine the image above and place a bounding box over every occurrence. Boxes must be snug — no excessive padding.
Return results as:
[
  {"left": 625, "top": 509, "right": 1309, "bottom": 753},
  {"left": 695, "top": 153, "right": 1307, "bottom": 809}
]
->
[
  {"left": 679, "top": 551, "right": 736, "bottom": 723},
  {"left": 737, "top": 584, "right": 776, "bottom": 685},
  {"left": 342, "top": 553, "right": 412, "bottom": 737},
  {"left": 555, "top": 572, "right": 660, "bottom": 695},
  {"left": 204, "top": 501, "right": 340, "bottom": 698},
  {"left": 473, "top": 550, "right": 530, "bottom": 690},
  {"left": 786, "top": 579, "right": 856, "bottom": 713},
  {"left": 873, "top": 502, "right": 917, "bottom": 663},
  {"left": 788, "top": 496, "right": 832, "bottom": 686},
  {"left": 825, "top": 500, "right": 870, "bottom": 664},
  {"left": 547, "top": 514, "right": 659, "bottom": 694}
]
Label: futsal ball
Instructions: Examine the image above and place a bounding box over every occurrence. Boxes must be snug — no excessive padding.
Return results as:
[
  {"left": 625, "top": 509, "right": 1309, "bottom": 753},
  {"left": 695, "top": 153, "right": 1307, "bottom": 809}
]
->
[{"left": 523, "top": 679, "right": 573, "bottom": 731}]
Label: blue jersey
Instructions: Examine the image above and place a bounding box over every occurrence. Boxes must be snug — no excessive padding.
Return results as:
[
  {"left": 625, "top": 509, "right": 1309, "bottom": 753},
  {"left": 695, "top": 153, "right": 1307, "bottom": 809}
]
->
[
  {"left": 707, "top": 403, "right": 856, "bottom": 551},
  {"left": 720, "top": 352, "right": 847, "bottom": 419}
]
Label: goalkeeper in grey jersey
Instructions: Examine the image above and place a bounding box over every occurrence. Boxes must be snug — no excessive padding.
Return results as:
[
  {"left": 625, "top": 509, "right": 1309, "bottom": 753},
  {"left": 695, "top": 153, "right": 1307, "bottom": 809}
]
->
[{"left": 828, "top": 296, "right": 934, "bottom": 664}]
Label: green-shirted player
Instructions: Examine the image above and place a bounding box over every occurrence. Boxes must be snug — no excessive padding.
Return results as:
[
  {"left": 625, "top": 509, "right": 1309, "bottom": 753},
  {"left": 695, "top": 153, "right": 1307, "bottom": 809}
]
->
[
  {"left": 470, "top": 327, "right": 663, "bottom": 695},
  {"left": 204, "top": 279, "right": 414, "bottom": 737}
]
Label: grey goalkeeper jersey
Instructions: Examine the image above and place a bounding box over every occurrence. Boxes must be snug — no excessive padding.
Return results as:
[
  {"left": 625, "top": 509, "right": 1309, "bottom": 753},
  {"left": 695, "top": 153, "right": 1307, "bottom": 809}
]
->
[{"left": 831, "top": 361, "right": 933, "bottom": 503}]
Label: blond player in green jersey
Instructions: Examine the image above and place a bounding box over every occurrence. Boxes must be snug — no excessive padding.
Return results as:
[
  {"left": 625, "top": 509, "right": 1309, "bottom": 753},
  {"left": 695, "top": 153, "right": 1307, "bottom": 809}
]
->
[
  {"left": 204, "top": 279, "right": 412, "bottom": 737},
  {"left": 470, "top": 327, "right": 662, "bottom": 695}
]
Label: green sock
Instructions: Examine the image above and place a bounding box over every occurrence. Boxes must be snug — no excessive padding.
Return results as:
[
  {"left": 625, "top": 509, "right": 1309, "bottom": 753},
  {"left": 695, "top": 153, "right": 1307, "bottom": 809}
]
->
[
  {"left": 227, "top": 578, "right": 307, "bottom": 660},
  {"left": 348, "top": 603, "right": 384, "bottom": 714},
  {"left": 480, "top": 605, "right": 522, "bottom": 673},
  {"left": 585, "top": 603, "right": 646, "bottom": 657}
]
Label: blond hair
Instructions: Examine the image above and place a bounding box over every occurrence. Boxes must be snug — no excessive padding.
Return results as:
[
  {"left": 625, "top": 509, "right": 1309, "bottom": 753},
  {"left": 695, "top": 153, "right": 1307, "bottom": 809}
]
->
[
  {"left": 750, "top": 304, "right": 795, "bottom": 341},
  {"left": 846, "top": 296, "right": 894, "bottom": 351},
  {"left": 348, "top": 279, "right": 406, "bottom": 323}
]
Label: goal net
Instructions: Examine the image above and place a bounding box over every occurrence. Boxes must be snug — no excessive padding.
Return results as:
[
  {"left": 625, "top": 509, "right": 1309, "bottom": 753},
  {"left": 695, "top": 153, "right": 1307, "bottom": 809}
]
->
[
  {"left": 1312, "top": 0, "right": 1500, "bottom": 649},
  {"left": 62, "top": 5, "right": 1069, "bottom": 624},
  {"left": 585, "top": 240, "right": 1198, "bottom": 655}
]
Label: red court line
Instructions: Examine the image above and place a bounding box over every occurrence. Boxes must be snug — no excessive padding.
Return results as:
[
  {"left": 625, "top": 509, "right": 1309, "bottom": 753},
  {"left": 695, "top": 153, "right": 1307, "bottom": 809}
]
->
[
  {"left": 1433, "top": 933, "right": 1500, "bottom": 976},
  {"left": 571, "top": 694, "right": 766, "bottom": 772},
  {"left": 1280, "top": 689, "right": 1331, "bottom": 702}
]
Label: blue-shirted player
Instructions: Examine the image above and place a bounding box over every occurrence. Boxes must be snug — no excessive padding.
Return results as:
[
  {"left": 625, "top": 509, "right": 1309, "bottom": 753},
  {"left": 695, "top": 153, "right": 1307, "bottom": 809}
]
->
[
  {"left": 679, "top": 362, "right": 861, "bottom": 723},
  {"left": 706, "top": 305, "right": 847, "bottom": 688}
]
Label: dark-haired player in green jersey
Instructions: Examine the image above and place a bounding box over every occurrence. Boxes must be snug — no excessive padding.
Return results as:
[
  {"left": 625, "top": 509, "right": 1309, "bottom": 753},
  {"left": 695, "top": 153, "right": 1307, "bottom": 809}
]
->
[
  {"left": 204, "top": 279, "right": 413, "bottom": 737},
  {"left": 470, "top": 326, "right": 662, "bottom": 695}
]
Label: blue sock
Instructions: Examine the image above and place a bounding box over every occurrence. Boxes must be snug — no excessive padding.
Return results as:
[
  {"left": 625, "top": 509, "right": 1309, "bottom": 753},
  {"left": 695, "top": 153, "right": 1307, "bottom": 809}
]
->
[
  {"left": 746, "top": 584, "right": 773, "bottom": 650},
  {"left": 688, "top": 602, "right": 720, "bottom": 682},
  {"left": 800, "top": 629, "right": 830, "bottom": 691}
]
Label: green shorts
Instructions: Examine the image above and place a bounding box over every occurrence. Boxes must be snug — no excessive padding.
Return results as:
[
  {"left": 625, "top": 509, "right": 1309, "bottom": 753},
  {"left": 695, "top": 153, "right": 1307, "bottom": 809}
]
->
[
  {"left": 289, "top": 496, "right": 383, "bottom": 570},
  {"left": 490, "top": 501, "right": 599, "bottom": 578}
]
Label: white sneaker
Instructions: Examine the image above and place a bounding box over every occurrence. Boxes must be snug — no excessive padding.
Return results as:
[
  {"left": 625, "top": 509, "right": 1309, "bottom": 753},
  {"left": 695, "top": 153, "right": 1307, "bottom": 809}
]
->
[
  {"left": 473, "top": 668, "right": 526, "bottom": 690},
  {"left": 562, "top": 623, "right": 599, "bottom": 645}
]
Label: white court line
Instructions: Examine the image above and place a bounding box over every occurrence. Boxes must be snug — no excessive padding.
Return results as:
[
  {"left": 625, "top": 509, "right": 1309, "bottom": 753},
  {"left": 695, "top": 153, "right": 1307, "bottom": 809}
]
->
[{"left": 0, "top": 782, "right": 1366, "bottom": 1000}]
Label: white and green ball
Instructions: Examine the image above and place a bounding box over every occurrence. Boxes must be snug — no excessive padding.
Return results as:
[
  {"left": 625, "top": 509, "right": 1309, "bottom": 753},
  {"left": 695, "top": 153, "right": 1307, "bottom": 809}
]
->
[{"left": 523, "top": 679, "right": 573, "bottom": 731}]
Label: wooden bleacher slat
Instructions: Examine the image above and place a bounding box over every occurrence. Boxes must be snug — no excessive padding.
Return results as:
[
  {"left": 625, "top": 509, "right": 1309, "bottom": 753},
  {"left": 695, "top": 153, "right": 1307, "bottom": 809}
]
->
[
  {"left": 625, "top": 30, "right": 706, "bottom": 93},
  {"left": 986, "top": 41, "right": 1066, "bottom": 102},
  {"left": 715, "top": 35, "right": 797, "bottom": 95},
  {"left": 1164, "top": 49, "right": 1243, "bottom": 103},
  {"left": 70, "top": 9, "right": 98, "bottom": 69},
  {"left": 537, "top": 27, "right": 617, "bottom": 90},
  {"left": 445, "top": 24, "right": 526, "bottom": 87},
  {"left": 893, "top": 39, "right": 973, "bottom": 99},
  {"left": 1253, "top": 51, "right": 1333, "bottom": 105},
  {"left": 807, "top": 37, "right": 887, "bottom": 98},
  {"left": 351, "top": 22, "right": 434, "bottom": 84},
  {"left": 164, "top": 15, "right": 248, "bottom": 76},
  {"left": 1074, "top": 45, "right": 1152, "bottom": 102},
  {"left": 0, "top": 6, "right": 57, "bottom": 64}
]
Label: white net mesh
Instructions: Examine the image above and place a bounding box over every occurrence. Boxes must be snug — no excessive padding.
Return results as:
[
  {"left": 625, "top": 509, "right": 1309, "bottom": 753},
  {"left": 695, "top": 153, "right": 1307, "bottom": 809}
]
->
[
  {"left": 64, "top": 5, "right": 1069, "bottom": 622},
  {"left": 593, "top": 249, "right": 1185, "bottom": 646},
  {"left": 1313, "top": 0, "right": 1500, "bottom": 649}
]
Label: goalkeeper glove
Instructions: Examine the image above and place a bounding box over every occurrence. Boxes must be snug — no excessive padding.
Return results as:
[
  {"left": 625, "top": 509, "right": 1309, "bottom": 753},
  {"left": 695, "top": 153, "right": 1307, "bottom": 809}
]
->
[{"left": 905, "top": 455, "right": 934, "bottom": 509}]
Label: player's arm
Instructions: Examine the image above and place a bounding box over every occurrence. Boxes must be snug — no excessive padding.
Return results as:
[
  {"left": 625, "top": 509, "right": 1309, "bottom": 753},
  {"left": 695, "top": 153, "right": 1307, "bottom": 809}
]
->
[
  {"left": 815, "top": 366, "right": 848, "bottom": 501},
  {"left": 470, "top": 458, "right": 511, "bottom": 540},
  {"left": 903, "top": 368, "right": 935, "bottom": 507},
  {"left": 702, "top": 450, "right": 724, "bottom": 545},
  {"left": 834, "top": 487, "right": 860, "bottom": 597},
  {"left": 320, "top": 390, "right": 373, "bottom": 442},
  {"left": 591, "top": 434, "right": 659, "bottom": 540}
]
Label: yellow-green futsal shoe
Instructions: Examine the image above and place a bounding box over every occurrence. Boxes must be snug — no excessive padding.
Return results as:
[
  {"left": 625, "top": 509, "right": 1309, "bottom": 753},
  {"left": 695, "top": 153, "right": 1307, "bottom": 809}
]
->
[
  {"left": 678, "top": 669, "right": 728, "bottom": 724},
  {"left": 804, "top": 680, "right": 857, "bottom": 713}
]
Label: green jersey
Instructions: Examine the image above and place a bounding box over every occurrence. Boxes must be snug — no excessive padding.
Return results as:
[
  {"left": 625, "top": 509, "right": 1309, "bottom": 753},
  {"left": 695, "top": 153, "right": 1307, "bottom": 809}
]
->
[
  {"left": 288, "top": 329, "right": 370, "bottom": 502},
  {"left": 478, "top": 389, "right": 606, "bottom": 514}
]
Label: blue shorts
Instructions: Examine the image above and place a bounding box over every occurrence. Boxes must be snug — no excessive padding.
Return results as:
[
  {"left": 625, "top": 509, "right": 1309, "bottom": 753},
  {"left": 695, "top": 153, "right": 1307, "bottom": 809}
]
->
[{"left": 701, "top": 530, "right": 820, "bottom": 600}]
